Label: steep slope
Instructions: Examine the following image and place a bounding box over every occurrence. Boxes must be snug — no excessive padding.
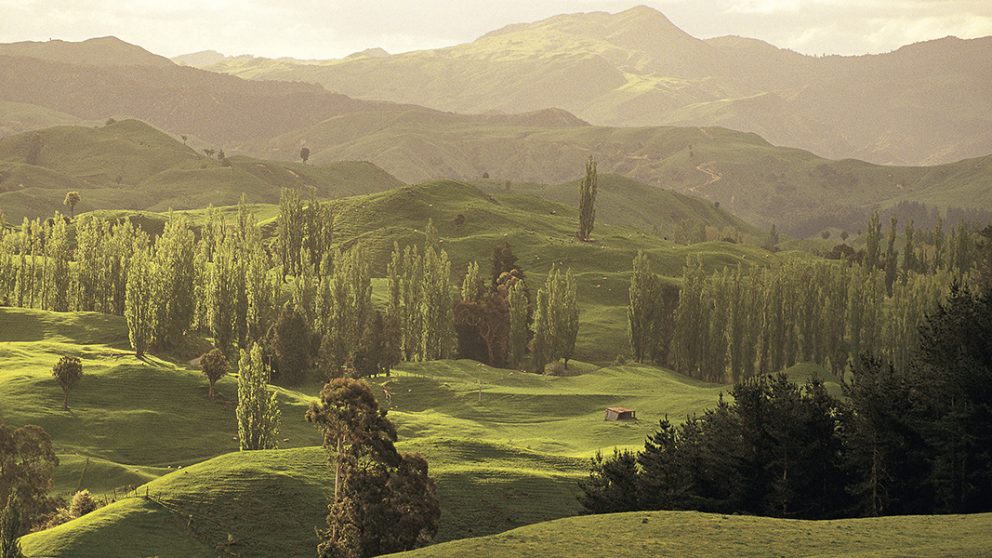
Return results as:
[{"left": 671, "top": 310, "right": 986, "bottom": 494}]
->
[
  {"left": 203, "top": 6, "right": 992, "bottom": 166},
  {"left": 0, "top": 120, "right": 403, "bottom": 220}
]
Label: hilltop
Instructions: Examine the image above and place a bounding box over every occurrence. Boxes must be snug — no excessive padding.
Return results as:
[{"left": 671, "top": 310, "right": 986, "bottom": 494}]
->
[
  {"left": 0, "top": 36, "right": 172, "bottom": 67},
  {"left": 0, "top": 119, "right": 403, "bottom": 221},
  {"left": 196, "top": 5, "right": 992, "bottom": 166}
]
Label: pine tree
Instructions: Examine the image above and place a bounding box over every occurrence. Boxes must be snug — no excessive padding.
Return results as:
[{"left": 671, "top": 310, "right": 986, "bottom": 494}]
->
[
  {"left": 933, "top": 216, "right": 946, "bottom": 270},
  {"left": 307, "top": 378, "right": 439, "bottom": 557},
  {"left": 235, "top": 344, "right": 281, "bottom": 451}
]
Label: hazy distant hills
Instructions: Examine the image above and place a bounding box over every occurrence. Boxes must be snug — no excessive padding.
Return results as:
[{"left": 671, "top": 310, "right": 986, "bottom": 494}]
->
[
  {"left": 0, "top": 36, "right": 173, "bottom": 67},
  {"left": 0, "top": 37, "right": 408, "bottom": 147},
  {"left": 0, "top": 31, "right": 990, "bottom": 233},
  {"left": 0, "top": 120, "right": 402, "bottom": 221},
  {"left": 239, "top": 108, "right": 992, "bottom": 233},
  {"left": 194, "top": 5, "right": 992, "bottom": 167}
]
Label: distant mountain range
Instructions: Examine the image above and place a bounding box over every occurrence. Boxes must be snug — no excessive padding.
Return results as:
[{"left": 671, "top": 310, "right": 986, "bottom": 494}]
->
[
  {"left": 188, "top": 5, "right": 992, "bottom": 167},
  {"left": 0, "top": 13, "right": 990, "bottom": 234}
]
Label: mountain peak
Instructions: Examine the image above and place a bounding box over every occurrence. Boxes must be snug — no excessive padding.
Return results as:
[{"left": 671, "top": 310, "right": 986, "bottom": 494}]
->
[
  {"left": 345, "top": 47, "right": 390, "bottom": 60},
  {"left": 617, "top": 4, "right": 672, "bottom": 22}
]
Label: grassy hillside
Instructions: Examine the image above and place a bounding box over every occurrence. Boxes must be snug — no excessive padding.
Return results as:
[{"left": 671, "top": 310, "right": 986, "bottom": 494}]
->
[
  {"left": 199, "top": 6, "right": 992, "bottom": 167},
  {"left": 246, "top": 109, "right": 992, "bottom": 233},
  {"left": 389, "top": 510, "right": 992, "bottom": 558},
  {"left": 3, "top": 303, "right": 733, "bottom": 556},
  {"left": 486, "top": 173, "right": 755, "bottom": 237},
  {"left": 315, "top": 180, "right": 775, "bottom": 362},
  {"left": 0, "top": 119, "right": 404, "bottom": 221},
  {"left": 0, "top": 101, "right": 85, "bottom": 137},
  {"left": 82, "top": 179, "right": 768, "bottom": 361}
]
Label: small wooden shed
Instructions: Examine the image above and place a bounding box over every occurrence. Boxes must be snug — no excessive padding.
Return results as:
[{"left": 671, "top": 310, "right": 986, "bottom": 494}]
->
[{"left": 604, "top": 406, "right": 636, "bottom": 421}]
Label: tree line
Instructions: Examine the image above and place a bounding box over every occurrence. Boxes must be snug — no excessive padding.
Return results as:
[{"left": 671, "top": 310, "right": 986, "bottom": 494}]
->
[
  {"left": 0, "top": 190, "right": 583, "bottom": 380},
  {"left": 584, "top": 282, "right": 992, "bottom": 518},
  {"left": 628, "top": 213, "right": 992, "bottom": 382}
]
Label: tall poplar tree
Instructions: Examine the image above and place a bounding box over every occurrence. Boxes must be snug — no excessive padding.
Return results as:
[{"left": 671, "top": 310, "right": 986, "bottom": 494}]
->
[
  {"left": 507, "top": 279, "right": 529, "bottom": 369},
  {"left": 236, "top": 343, "right": 281, "bottom": 451},
  {"left": 124, "top": 240, "right": 154, "bottom": 358},
  {"left": 577, "top": 157, "right": 598, "bottom": 241}
]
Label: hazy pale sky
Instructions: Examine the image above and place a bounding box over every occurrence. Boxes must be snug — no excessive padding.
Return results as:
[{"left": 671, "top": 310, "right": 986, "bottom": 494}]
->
[{"left": 1, "top": 0, "right": 990, "bottom": 59}]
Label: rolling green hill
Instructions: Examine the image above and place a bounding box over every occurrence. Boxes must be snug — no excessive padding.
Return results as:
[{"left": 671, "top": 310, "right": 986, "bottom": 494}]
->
[
  {"left": 196, "top": 6, "right": 992, "bottom": 167},
  {"left": 0, "top": 101, "right": 85, "bottom": 137},
  {"left": 0, "top": 180, "right": 785, "bottom": 556},
  {"left": 0, "top": 119, "right": 404, "bottom": 221},
  {"left": 388, "top": 510, "right": 992, "bottom": 558},
  {"left": 2, "top": 303, "right": 729, "bottom": 556},
  {"left": 313, "top": 180, "right": 775, "bottom": 362},
  {"left": 246, "top": 110, "right": 992, "bottom": 233},
  {"left": 490, "top": 173, "right": 755, "bottom": 237}
]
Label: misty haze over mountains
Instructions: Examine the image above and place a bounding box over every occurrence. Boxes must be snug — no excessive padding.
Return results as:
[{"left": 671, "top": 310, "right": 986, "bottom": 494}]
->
[
  {"left": 1, "top": 5, "right": 991, "bottom": 233},
  {"left": 177, "top": 6, "right": 992, "bottom": 167}
]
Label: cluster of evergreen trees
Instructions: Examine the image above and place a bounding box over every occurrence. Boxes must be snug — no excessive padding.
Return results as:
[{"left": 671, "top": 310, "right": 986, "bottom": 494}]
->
[{"left": 585, "top": 283, "right": 992, "bottom": 518}]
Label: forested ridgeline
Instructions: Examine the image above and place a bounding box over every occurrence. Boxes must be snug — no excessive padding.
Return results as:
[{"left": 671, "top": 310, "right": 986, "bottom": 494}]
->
[
  {"left": 585, "top": 283, "right": 992, "bottom": 519},
  {"left": 629, "top": 213, "right": 992, "bottom": 383}
]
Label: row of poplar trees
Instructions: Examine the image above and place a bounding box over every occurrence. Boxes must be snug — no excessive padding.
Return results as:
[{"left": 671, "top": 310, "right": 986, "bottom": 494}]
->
[
  {"left": 628, "top": 217, "right": 992, "bottom": 383},
  {"left": 0, "top": 189, "right": 582, "bottom": 380}
]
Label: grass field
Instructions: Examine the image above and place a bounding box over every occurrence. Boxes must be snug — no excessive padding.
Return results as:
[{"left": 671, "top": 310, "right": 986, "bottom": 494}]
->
[
  {"left": 388, "top": 510, "right": 992, "bottom": 558},
  {"left": 0, "top": 182, "right": 950, "bottom": 557},
  {"left": 0, "top": 304, "right": 732, "bottom": 556}
]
